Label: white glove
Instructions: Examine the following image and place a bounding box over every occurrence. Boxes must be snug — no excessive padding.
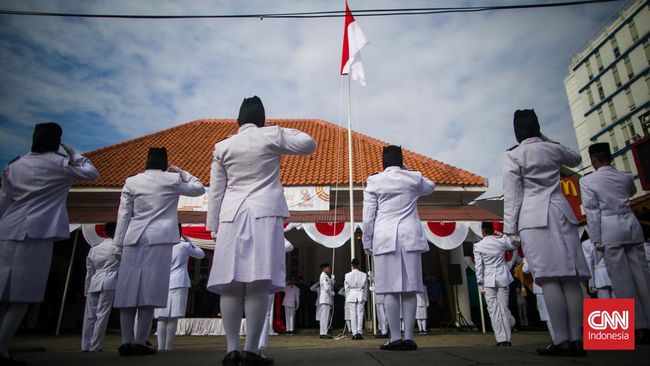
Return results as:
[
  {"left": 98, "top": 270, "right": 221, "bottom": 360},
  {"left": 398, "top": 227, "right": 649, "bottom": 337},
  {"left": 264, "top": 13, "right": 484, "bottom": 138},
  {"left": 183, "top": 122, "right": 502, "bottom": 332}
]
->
[
  {"left": 478, "top": 285, "right": 484, "bottom": 294},
  {"left": 210, "top": 231, "right": 217, "bottom": 240},
  {"left": 61, "top": 143, "right": 81, "bottom": 162},
  {"left": 364, "top": 248, "right": 372, "bottom": 256},
  {"left": 594, "top": 242, "right": 605, "bottom": 252},
  {"left": 114, "top": 246, "right": 122, "bottom": 259},
  {"left": 170, "top": 165, "right": 188, "bottom": 182},
  {"left": 507, "top": 234, "right": 522, "bottom": 247}
]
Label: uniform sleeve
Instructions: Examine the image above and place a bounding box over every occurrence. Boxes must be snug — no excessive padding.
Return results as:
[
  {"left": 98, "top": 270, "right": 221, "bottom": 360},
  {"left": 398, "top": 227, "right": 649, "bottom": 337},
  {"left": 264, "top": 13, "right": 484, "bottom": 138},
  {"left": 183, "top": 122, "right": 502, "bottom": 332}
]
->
[
  {"left": 557, "top": 144, "right": 582, "bottom": 168},
  {"left": 344, "top": 275, "right": 350, "bottom": 296},
  {"left": 279, "top": 128, "right": 317, "bottom": 155},
  {"left": 206, "top": 150, "right": 227, "bottom": 232},
  {"left": 321, "top": 275, "right": 332, "bottom": 295},
  {"left": 502, "top": 235, "right": 517, "bottom": 251},
  {"left": 63, "top": 156, "right": 100, "bottom": 181},
  {"left": 474, "top": 248, "right": 484, "bottom": 284},
  {"left": 113, "top": 184, "right": 134, "bottom": 247},
  {"left": 362, "top": 276, "right": 368, "bottom": 302},
  {"left": 579, "top": 178, "right": 602, "bottom": 244},
  {"left": 581, "top": 241, "right": 596, "bottom": 288},
  {"left": 502, "top": 152, "right": 523, "bottom": 234},
  {"left": 418, "top": 176, "right": 436, "bottom": 196},
  {"left": 84, "top": 255, "right": 94, "bottom": 296},
  {"left": 0, "top": 166, "right": 13, "bottom": 218},
  {"left": 362, "top": 180, "right": 378, "bottom": 252},
  {"left": 176, "top": 168, "right": 205, "bottom": 197},
  {"left": 187, "top": 241, "right": 205, "bottom": 259}
]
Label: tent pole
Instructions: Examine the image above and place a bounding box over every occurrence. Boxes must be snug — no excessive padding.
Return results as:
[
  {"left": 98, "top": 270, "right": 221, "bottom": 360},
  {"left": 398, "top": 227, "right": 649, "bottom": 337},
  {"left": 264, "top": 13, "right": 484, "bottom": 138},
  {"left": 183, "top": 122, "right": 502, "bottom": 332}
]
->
[{"left": 56, "top": 229, "right": 79, "bottom": 336}]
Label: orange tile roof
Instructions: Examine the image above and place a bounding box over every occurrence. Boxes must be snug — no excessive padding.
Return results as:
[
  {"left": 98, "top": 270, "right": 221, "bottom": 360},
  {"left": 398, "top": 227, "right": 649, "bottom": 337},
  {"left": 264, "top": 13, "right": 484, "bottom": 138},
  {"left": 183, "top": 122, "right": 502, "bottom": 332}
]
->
[{"left": 75, "top": 119, "right": 487, "bottom": 188}]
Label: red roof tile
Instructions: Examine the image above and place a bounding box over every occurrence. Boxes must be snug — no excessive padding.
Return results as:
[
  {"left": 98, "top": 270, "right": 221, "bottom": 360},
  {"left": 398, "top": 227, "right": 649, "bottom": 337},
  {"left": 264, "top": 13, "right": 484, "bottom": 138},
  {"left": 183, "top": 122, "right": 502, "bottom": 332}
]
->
[{"left": 75, "top": 119, "right": 487, "bottom": 188}]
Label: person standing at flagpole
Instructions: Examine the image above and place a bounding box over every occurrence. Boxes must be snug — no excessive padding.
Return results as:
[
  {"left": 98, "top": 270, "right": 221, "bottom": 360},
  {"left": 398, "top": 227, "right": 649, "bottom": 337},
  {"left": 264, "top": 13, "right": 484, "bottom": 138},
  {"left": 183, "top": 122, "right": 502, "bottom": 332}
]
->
[
  {"left": 113, "top": 148, "right": 205, "bottom": 356},
  {"left": 206, "top": 96, "right": 316, "bottom": 366},
  {"left": 0, "top": 123, "right": 99, "bottom": 365},
  {"left": 282, "top": 278, "right": 300, "bottom": 335},
  {"left": 363, "top": 146, "right": 436, "bottom": 351},
  {"left": 344, "top": 258, "right": 368, "bottom": 340}
]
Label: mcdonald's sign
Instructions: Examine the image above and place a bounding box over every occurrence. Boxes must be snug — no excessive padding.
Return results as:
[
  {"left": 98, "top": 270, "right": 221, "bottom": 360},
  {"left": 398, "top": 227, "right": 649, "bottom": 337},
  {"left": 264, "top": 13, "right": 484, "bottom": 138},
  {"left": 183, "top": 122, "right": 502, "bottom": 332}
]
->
[{"left": 560, "top": 176, "right": 584, "bottom": 221}]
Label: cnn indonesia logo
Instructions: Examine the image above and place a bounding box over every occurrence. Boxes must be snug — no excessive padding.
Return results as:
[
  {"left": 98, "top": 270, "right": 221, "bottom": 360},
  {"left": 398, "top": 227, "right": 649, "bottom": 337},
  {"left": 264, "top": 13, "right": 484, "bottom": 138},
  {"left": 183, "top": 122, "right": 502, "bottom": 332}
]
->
[{"left": 584, "top": 298, "right": 635, "bottom": 350}]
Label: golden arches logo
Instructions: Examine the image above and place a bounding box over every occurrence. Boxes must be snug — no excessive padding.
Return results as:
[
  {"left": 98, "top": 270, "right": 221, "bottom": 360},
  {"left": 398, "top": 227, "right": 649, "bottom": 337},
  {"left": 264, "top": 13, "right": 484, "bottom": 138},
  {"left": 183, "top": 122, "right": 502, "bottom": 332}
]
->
[{"left": 561, "top": 179, "right": 578, "bottom": 197}]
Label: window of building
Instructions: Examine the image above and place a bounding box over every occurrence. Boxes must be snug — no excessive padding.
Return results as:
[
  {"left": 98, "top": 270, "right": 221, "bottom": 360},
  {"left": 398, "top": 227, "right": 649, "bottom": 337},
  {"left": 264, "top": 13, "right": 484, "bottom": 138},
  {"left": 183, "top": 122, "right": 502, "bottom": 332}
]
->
[
  {"left": 595, "top": 52, "right": 604, "bottom": 72},
  {"left": 645, "top": 74, "right": 650, "bottom": 95},
  {"left": 611, "top": 37, "right": 620, "bottom": 58},
  {"left": 587, "top": 89, "right": 595, "bottom": 106},
  {"left": 625, "top": 89, "right": 635, "bottom": 110},
  {"left": 612, "top": 66, "right": 622, "bottom": 88},
  {"left": 598, "top": 109, "right": 606, "bottom": 128},
  {"left": 609, "top": 130, "right": 619, "bottom": 151},
  {"left": 596, "top": 80, "right": 605, "bottom": 99},
  {"left": 621, "top": 120, "right": 631, "bottom": 142},
  {"left": 608, "top": 101, "right": 617, "bottom": 121},
  {"left": 621, "top": 154, "right": 631, "bottom": 173},
  {"left": 586, "top": 61, "right": 594, "bottom": 80},
  {"left": 623, "top": 55, "right": 634, "bottom": 78},
  {"left": 644, "top": 40, "right": 650, "bottom": 63},
  {"left": 629, "top": 19, "right": 638, "bottom": 41}
]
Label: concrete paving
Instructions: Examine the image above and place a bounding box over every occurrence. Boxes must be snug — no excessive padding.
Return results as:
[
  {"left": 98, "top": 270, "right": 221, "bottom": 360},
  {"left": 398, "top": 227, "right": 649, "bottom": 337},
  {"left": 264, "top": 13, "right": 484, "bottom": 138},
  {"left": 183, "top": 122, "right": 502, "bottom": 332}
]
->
[{"left": 11, "top": 329, "right": 650, "bottom": 365}]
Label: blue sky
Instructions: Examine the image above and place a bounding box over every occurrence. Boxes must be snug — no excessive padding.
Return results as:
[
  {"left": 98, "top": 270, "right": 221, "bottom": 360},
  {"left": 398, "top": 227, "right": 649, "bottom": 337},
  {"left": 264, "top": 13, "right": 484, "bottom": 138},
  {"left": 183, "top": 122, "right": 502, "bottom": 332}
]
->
[{"left": 0, "top": 0, "right": 625, "bottom": 197}]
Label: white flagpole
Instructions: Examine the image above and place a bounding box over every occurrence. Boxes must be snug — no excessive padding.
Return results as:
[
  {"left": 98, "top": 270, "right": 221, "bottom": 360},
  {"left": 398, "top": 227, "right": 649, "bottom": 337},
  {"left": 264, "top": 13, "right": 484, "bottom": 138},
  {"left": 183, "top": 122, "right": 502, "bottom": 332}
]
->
[{"left": 347, "top": 75, "right": 356, "bottom": 260}]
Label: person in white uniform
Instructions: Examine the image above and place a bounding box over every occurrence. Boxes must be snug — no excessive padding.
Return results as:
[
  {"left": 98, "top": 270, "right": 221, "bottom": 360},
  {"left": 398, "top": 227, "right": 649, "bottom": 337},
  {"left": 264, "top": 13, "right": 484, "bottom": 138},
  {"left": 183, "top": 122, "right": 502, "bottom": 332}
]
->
[
  {"left": 0, "top": 123, "right": 99, "bottom": 365},
  {"left": 580, "top": 142, "right": 650, "bottom": 343},
  {"left": 205, "top": 96, "right": 316, "bottom": 366},
  {"left": 502, "top": 109, "right": 589, "bottom": 357},
  {"left": 363, "top": 145, "right": 436, "bottom": 351},
  {"left": 317, "top": 263, "right": 335, "bottom": 339},
  {"left": 474, "top": 222, "right": 518, "bottom": 346},
  {"left": 580, "top": 232, "right": 614, "bottom": 299},
  {"left": 155, "top": 225, "right": 205, "bottom": 352},
  {"left": 374, "top": 293, "right": 389, "bottom": 338},
  {"left": 283, "top": 278, "right": 300, "bottom": 335},
  {"left": 344, "top": 258, "right": 368, "bottom": 340},
  {"left": 82, "top": 222, "right": 120, "bottom": 352},
  {"left": 415, "top": 292, "right": 429, "bottom": 335},
  {"left": 522, "top": 258, "right": 554, "bottom": 343},
  {"left": 113, "top": 147, "right": 205, "bottom": 357}
]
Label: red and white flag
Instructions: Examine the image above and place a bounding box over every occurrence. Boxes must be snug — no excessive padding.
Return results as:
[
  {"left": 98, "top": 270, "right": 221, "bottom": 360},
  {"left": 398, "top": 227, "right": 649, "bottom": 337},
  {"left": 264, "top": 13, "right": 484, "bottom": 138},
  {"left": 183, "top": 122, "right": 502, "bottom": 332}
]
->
[{"left": 340, "top": 2, "right": 368, "bottom": 86}]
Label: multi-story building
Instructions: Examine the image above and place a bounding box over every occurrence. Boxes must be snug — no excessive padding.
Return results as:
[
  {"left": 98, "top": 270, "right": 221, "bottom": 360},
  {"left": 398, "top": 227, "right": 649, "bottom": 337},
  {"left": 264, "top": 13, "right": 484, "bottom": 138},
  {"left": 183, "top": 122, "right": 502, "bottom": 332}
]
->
[{"left": 565, "top": 0, "right": 649, "bottom": 197}]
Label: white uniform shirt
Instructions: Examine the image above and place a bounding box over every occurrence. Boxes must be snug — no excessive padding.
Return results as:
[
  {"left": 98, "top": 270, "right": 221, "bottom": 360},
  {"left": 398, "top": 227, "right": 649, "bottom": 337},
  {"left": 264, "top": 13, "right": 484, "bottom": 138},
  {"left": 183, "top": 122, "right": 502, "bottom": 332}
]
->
[
  {"left": 362, "top": 166, "right": 436, "bottom": 255},
  {"left": 0, "top": 152, "right": 99, "bottom": 241},
  {"left": 318, "top": 272, "right": 334, "bottom": 305},
  {"left": 581, "top": 239, "right": 612, "bottom": 289},
  {"left": 113, "top": 169, "right": 205, "bottom": 247},
  {"left": 503, "top": 137, "right": 581, "bottom": 234},
  {"left": 474, "top": 235, "right": 517, "bottom": 288},
  {"left": 344, "top": 269, "right": 368, "bottom": 303},
  {"left": 206, "top": 124, "right": 316, "bottom": 232},
  {"left": 85, "top": 238, "right": 120, "bottom": 295},
  {"left": 579, "top": 166, "right": 644, "bottom": 246},
  {"left": 283, "top": 285, "right": 300, "bottom": 308},
  {"left": 168, "top": 239, "right": 205, "bottom": 289}
]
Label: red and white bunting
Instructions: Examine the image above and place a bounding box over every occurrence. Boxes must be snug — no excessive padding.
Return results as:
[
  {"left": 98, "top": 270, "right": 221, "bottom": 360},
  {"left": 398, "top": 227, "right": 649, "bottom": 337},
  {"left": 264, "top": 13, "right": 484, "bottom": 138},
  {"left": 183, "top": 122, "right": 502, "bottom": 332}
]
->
[
  {"left": 302, "top": 222, "right": 354, "bottom": 249},
  {"left": 421, "top": 221, "right": 469, "bottom": 250},
  {"left": 82, "top": 224, "right": 107, "bottom": 247}
]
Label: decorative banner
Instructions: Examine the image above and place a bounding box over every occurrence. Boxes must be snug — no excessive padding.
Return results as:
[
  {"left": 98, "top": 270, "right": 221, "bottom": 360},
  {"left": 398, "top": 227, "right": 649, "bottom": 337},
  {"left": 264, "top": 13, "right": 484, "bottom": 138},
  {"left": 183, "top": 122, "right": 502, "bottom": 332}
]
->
[
  {"left": 302, "top": 222, "right": 351, "bottom": 248},
  {"left": 422, "top": 221, "right": 469, "bottom": 250},
  {"left": 82, "top": 224, "right": 106, "bottom": 246}
]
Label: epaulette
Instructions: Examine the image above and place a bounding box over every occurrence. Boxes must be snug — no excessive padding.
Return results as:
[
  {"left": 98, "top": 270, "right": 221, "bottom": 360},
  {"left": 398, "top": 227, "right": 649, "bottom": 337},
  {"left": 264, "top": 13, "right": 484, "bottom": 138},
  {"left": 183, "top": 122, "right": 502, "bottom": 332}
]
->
[
  {"left": 55, "top": 152, "right": 68, "bottom": 158},
  {"left": 370, "top": 171, "right": 380, "bottom": 176},
  {"left": 506, "top": 145, "right": 518, "bottom": 151},
  {"left": 217, "top": 134, "right": 234, "bottom": 143},
  {"left": 7, "top": 155, "right": 20, "bottom": 165},
  {"left": 583, "top": 172, "right": 593, "bottom": 177}
]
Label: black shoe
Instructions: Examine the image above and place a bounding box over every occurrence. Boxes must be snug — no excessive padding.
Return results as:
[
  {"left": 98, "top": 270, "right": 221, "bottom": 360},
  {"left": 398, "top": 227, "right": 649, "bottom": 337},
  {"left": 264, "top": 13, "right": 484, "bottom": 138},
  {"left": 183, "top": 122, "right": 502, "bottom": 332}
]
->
[
  {"left": 319, "top": 335, "right": 333, "bottom": 339},
  {"left": 403, "top": 339, "right": 418, "bottom": 351},
  {"left": 0, "top": 354, "right": 26, "bottom": 366},
  {"left": 375, "top": 333, "right": 389, "bottom": 339},
  {"left": 569, "top": 341, "right": 587, "bottom": 357},
  {"left": 118, "top": 344, "right": 133, "bottom": 357},
  {"left": 636, "top": 329, "right": 650, "bottom": 345},
  {"left": 130, "top": 343, "right": 157, "bottom": 356},
  {"left": 380, "top": 339, "right": 404, "bottom": 351},
  {"left": 357, "top": 334, "right": 364, "bottom": 340},
  {"left": 222, "top": 350, "right": 241, "bottom": 366},
  {"left": 537, "top": 341, "right": 571, "bottom": 356},
  {"left": 502, "top": 341, "right": 512, "bottom": 347},
  {"left": 242, "top": 351, "right": 274, "bottom": 366}
]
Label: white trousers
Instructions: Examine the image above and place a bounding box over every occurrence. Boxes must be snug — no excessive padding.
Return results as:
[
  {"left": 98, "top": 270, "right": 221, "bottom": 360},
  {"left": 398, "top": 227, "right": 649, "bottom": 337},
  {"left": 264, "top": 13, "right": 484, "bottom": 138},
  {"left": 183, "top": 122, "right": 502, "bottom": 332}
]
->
[
  {"left": 484, "top": 287, "right": 511, "bottom": 343},
  {"left": 259, "top": 294, "right": 274, "bottom": 350},
  {"left": 604, "top": 243, "right": 650, "bottom": 329},
  {"left": 81, "top": 290, "right": 115, "bottom": 351},
  {"left": 597, "top": 287, "right": 615, "bottom": 299},
  {"left": 376, "top": 303, "right": 388, "bottom": 335},
  {"left": 318, "top": 305, "right": 331, "bottom": 336},
  {"left": 284, "top": 306, "right": 296, "bottom": 332},
  {"left": 348, "top": 301, "right": 365, "bottom": 335}
]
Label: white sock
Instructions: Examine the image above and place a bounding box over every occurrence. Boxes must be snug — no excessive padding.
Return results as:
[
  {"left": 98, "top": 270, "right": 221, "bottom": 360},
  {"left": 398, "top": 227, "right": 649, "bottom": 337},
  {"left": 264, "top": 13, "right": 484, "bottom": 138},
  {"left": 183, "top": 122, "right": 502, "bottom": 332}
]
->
[
  {"left": 166, "top": 318, "right": 177, "bottom": 351},
  {"left": 401, "top": 293, "right": 416, "bottom": 341},
  {"left": 120, "top": 308, "right": 137, "bottom": 345},
  {"left": 0, "top": 302, "right": 29, "bottom": 358},
  {"left": 384, "top": 294, "right": 402, "bottom": 342},
  {"left": 243, "top": 282, "right": 270, "bottom": 353},
  {"left": 135, "top": 307, "right": 154, "bottom": 346},
  {"left": 157, "top": 319, "right": 167, "bottom": 351},
  {"left": 220, "top": 282, "right": 245, "bottom": 353}
]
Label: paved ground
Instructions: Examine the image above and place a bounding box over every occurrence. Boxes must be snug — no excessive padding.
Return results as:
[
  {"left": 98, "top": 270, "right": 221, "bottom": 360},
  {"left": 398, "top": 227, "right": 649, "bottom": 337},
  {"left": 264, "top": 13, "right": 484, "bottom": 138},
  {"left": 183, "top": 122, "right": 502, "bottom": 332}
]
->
[{"left": 11, "top": 329, "right": 650, "bottom": 365}]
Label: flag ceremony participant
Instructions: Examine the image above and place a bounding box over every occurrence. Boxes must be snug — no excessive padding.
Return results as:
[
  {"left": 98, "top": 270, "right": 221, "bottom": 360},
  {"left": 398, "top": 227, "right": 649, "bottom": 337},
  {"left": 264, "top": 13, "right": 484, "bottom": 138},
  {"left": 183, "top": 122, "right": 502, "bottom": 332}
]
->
[
  {"left": 82, "top": 222, "right": 120, "bottom": 352},
  {"left": 283, "top": 278, "right": 300, "bottom": 335},
  {"left": 580, "top": 232, "right": 614, "bottom": 299},
  {"left": 113, "top": 147, "right": 205, "bottom": 356},
  {"left": 317, "top": 263, "right": 335, "bottom": 339},
  {"left": 502, "top": 109, "right": 588, "bottom": 357},
  {"left": 580, "top": 142, "right": 650, "bottom": 342},
  {"left": 344, "top": 258, "right": 368, "bottom": 340},
  {"left": 473, "top": 222, "right": 519, "bottom": 346},
  {"left": 0, "top": 122, "right": 99, "bottom": 364},
  {"left": 155, "top": 225, "right": 205, "bottom": 352},
  {"left": 362, "top": 145, "right": 436, "bottom": 351},
  {"left": 206, "top": 96, "right": 316, "bottom": 366},
  {"left": 415, "top": 292, "right": 429, "bottom": 335}
]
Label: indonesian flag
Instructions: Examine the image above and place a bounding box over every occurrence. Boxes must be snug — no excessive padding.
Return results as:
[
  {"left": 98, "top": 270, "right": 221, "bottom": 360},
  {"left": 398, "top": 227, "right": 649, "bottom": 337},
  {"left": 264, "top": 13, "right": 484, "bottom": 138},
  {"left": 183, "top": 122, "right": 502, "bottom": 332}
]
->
[{"left": 340, "top": 2, "right": 368, "bottom": 86}]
